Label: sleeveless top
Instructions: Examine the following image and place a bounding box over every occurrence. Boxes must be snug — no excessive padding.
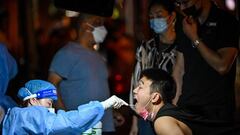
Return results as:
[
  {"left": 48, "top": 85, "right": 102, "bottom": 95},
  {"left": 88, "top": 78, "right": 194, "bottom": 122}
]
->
[{"left": 154, "top": 104, "right": 239, "bottom": 135}]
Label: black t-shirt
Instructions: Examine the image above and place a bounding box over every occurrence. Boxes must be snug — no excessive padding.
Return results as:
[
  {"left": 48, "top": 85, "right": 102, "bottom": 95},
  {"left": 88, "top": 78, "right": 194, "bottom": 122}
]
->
[
  {"left": 176, "top": 3, "right": 239, "bottom": 115},
  {"left": 154, "top": 104, "right": 240, "bottom": 135}
]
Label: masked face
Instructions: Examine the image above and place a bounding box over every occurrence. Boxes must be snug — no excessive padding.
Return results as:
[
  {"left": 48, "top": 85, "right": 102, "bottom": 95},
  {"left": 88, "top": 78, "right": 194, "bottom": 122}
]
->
[
  {"left": 34, "top": 98, "right": 55, "bottom": 113},
  {"left": 149, "top": 4, "right": 175, "bottom": 35},
  {"left": 149, "top": 18, "right": 168, "bottom": 34}
]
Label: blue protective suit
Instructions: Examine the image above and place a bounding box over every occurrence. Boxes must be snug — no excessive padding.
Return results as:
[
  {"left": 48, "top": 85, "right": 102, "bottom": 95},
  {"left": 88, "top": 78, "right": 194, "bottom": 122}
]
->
[
  {"left": 2, "top": 101, "right": 104, "bottom": 135},
  {"left": 0, "top": 43, "right": 18, "bottom": 112}
]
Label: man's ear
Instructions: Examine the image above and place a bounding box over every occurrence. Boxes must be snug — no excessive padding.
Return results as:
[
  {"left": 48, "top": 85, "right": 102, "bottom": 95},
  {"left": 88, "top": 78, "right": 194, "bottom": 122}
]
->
[{"left": 152, "top": 93, "right": 162, "bottom": 104}]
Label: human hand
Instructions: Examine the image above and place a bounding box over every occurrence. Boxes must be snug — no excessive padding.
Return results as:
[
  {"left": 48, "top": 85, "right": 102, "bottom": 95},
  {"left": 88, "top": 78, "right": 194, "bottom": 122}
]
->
[
  {"left": 101, "top": 95, "right": 128, "bottom": 109},
  {"left": 182, "top": 16, "right": 199, "bottom": 41}
]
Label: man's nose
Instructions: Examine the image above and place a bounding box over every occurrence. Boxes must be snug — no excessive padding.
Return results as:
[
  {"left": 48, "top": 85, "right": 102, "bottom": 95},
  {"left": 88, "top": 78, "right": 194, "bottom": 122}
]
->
[{"left": 133, "top": 87, "right": 139, "bottom": 94}]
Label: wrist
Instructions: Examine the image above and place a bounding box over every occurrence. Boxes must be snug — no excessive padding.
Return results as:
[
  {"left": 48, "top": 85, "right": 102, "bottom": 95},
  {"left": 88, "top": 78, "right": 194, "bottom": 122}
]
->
[
  {"left": 192, "top": 38, "right": 201, "bottom": 48},
  {"left": 100, "top": 101, "right": 108, "bottom": 110}
]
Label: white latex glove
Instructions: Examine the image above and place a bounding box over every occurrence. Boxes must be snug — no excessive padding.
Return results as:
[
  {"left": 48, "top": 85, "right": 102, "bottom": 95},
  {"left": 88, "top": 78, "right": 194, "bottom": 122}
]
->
[{"left": 101, "top": 95, "right": 128, "bottom": 110}]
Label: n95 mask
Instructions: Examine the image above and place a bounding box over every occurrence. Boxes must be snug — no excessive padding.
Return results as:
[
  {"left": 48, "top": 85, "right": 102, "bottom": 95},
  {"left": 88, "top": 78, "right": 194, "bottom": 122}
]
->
[
  {"left": 92, "top": 26, "right": 107, "bottom": 44},
  {"left": 87, "top": 23, "right": 108, "bottom": 44}
]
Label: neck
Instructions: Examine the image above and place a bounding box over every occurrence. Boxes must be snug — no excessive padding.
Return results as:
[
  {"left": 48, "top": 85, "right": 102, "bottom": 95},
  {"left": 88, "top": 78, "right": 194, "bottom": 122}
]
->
[
  {"left": 159, "top": 35, "right": 174, "bottom": 45},
  {"left": 151, "top": 102, "right": 165, "bottom": 120},
  {"left": 78, "top": 32, "right": 94, "bottom": 50}
]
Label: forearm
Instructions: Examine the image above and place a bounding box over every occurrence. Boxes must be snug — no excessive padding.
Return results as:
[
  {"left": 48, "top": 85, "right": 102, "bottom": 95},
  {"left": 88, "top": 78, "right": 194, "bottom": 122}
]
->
[
  {"left": 182, "top": 16, "right": 238, "bottom": 75},
  {"left": 193, "top": 39, "right": 238, "bottom": 75},
  {"left": 172, "top": 52, "right": 184, "bottom": 104},
  {"left": 50, "top": 101, "right": 104, "bottom": 134}
]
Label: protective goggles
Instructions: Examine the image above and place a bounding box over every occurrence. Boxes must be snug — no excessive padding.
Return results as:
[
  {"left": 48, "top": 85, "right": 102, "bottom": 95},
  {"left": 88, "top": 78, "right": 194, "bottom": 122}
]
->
[{"left": 23, "top": 88, "right": 57, "bottom": 101}]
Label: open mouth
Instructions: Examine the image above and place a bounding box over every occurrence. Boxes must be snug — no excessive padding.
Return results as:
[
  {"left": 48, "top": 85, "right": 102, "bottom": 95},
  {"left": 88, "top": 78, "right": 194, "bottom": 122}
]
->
[
  {"left": 133, "top": 95, "right": 138, "bottom": 104},
  {"left": 134, "top": 98, "right": 138, "bottom": 104}
]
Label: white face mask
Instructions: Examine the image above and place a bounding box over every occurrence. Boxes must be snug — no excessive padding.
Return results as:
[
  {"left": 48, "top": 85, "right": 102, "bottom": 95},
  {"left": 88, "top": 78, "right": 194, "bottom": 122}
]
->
[
  {"left": 87, "top": 23, "right": 108, "bottom": 44},
  {"left": 48, "top": 108, "right": 55, "bottom": 113},
  {"left": 92, "top": 26, "right": 108, "bottom": 44}
]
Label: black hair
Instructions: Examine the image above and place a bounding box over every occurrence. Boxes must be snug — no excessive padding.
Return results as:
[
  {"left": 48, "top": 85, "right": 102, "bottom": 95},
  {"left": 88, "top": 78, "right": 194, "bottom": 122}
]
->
[
  {"left": 148, "top": 0, "right": 175, "bottom": 13},
  {"left": 140, "top": 68, "right": 176, "bottom": 103}
]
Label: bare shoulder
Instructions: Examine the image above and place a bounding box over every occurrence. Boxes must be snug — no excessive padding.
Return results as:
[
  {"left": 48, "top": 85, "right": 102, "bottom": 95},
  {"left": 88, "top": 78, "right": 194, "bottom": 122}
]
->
[{"left": 154, "top": 116, "right": 185, "bottom": 135}]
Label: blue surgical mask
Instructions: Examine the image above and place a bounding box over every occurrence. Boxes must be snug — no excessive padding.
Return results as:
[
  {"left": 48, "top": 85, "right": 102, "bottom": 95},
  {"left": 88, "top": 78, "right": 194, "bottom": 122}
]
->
[{"left": 149, "top": 18, "right": 168, "bottom": 34}]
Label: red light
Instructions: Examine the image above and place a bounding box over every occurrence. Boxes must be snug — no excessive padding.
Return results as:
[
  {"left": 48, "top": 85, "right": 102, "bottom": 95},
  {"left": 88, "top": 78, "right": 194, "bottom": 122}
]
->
[
  {"left": 115, "top": 74, "right": 122, "bottom": 81},
  {"left": 115, "top": 84, "right": 124, "bottom": 94}
]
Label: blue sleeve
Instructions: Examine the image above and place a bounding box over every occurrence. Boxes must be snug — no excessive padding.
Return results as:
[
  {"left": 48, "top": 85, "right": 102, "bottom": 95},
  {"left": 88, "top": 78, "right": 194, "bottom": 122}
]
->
[
  {"left": 0, "top": 44, "right": 10, "bottom": 94},
  {"left": 0, "top": 44, "right": 17, "bottom": 94},
  {"left": 2, "top": 101, "right": 104, "bottom": 135},
  {"left": 0, "top": 44, "right": 17, "bottom": 111},
  {"left": 48, "top": 101, "right": 104, "bottom": 134}
]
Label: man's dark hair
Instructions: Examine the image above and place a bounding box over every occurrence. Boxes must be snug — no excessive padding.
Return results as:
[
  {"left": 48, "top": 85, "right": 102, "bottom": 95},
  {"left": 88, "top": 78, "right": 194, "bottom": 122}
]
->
[
  {"left": 140, "top": 68, "right": 176, "bottom": 103},
  {"left": 148, "top": 0, "right": 175, "bottom": 13}
]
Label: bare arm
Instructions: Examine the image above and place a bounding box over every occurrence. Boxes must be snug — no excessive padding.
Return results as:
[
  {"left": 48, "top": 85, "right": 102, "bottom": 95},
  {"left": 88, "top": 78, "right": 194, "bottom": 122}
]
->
[
  {"left": 48, "top": 72, "right": 65, "bottom": 110},
  {"left": 182, "top": 17, "right": 238, "bottom": 75},
  {"left": 194, "top": 43, "right": 238, "bottom": 75},
  {"left": 154, "top": 117, "right": 185, "bottom": 135},
  {"left": 172, "top": 51, "right": 184, "bottom": 105}
]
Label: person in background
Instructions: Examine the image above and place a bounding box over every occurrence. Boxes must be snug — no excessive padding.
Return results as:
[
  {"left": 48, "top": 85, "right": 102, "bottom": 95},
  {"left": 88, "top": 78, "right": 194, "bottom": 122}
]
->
[
  {"left": 129, "top": 0, "right": 179, "bottom": 134},
  {"left": 172, "top": 0, "right": 239, "bottom": 122},
  {"left": 48, "top": 13, "right": 116, "bottom": 135},
  {"left": 106, "top": 34, "right": 136, "bottom": 134},
  {"left": 2, "top": 80, "right": 128, "bottom": 135},
  {"left": 133, "top": 68, "right": 240, "bottom": 135},
  {"left": 0, "top": 9, "right": 18, "bottom": 124}
]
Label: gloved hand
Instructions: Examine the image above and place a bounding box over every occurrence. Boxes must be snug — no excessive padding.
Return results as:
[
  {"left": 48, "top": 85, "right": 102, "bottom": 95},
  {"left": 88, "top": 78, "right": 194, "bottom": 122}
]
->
[{"left": 101, "top": 95, "right": 128, "bottom": 110}]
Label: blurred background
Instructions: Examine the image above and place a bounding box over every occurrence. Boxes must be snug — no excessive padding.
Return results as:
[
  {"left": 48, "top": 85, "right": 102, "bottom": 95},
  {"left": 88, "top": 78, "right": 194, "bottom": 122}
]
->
[{"left": 1, "top": 0, "right": 239, "bottom": 134}]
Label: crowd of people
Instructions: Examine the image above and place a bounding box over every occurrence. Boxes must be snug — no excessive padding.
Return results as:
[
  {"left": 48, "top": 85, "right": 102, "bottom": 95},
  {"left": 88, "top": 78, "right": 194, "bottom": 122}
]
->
[{"left": 0, "top": 0, "right": 239, "bottom": 135}]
